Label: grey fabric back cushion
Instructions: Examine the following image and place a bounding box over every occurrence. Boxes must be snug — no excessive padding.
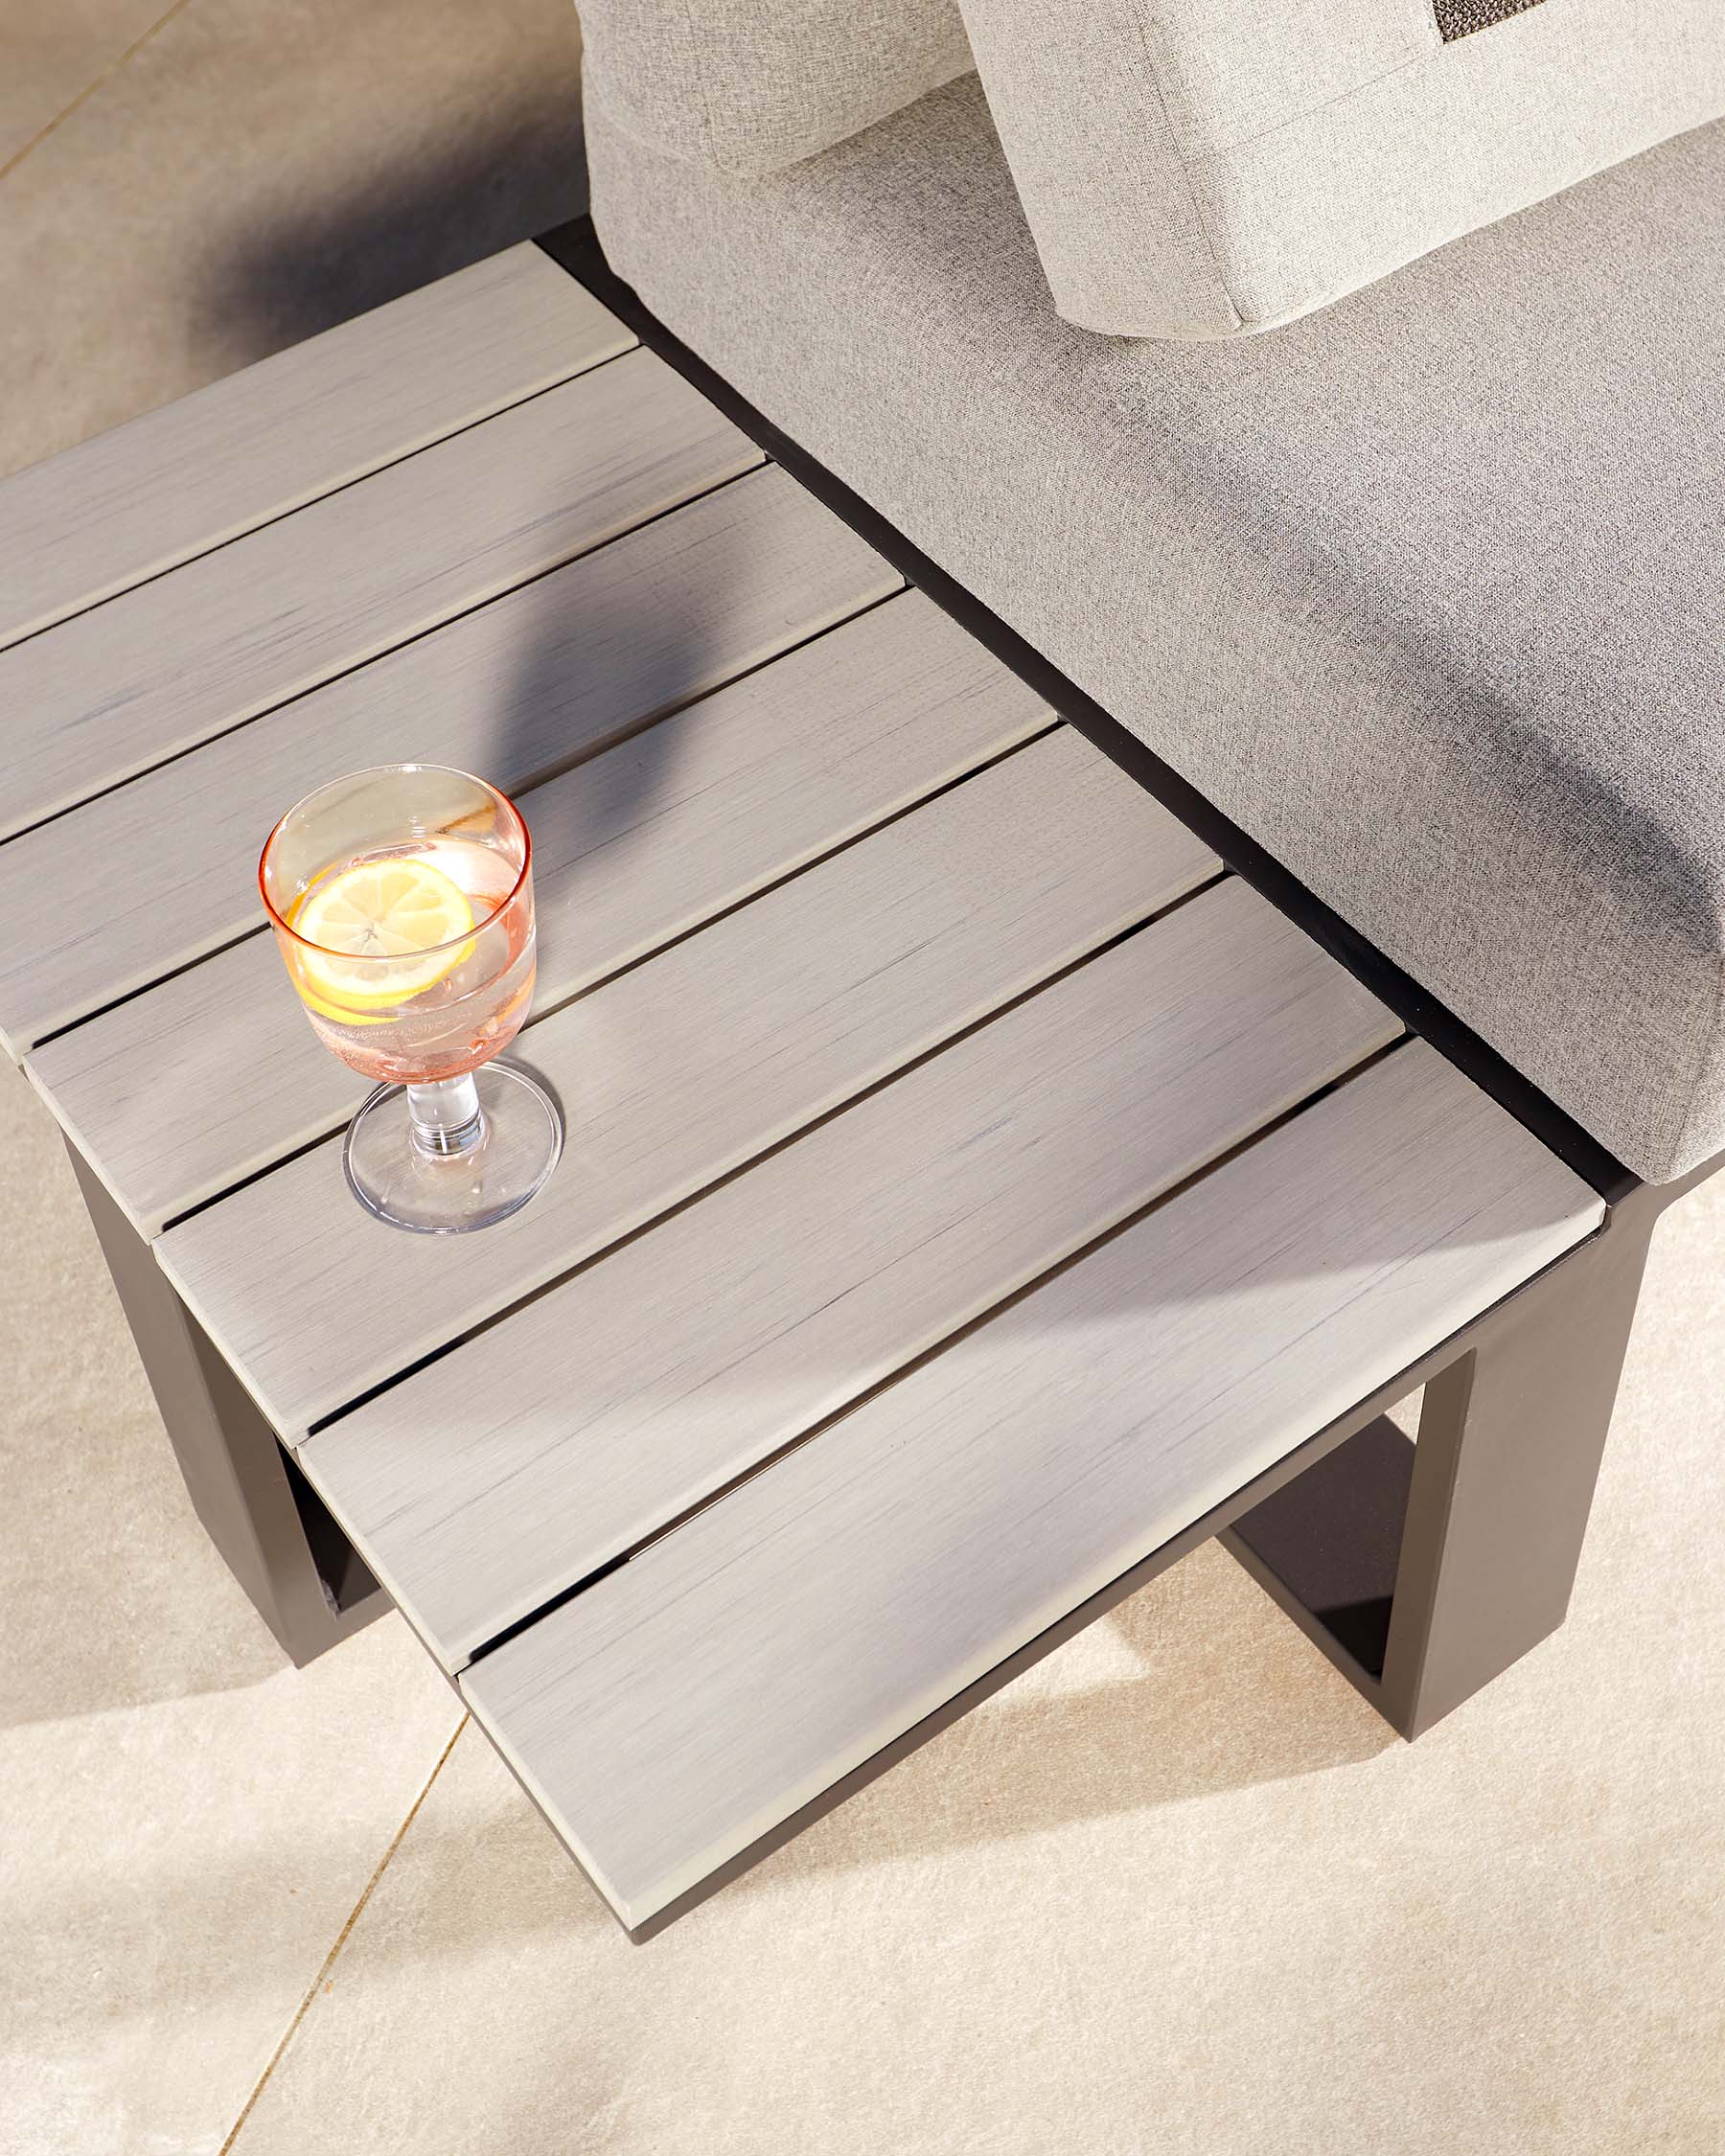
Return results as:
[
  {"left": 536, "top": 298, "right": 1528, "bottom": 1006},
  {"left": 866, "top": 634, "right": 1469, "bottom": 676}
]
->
[
  {"left": 955, "top": 0, "right": 1725, "bottom": 336},
  {"left": 587, "top": 70, "right": 1725, "bottom": 1182},
  {"left": 577, "top": 0, "right": 973, "bottom": 175}
]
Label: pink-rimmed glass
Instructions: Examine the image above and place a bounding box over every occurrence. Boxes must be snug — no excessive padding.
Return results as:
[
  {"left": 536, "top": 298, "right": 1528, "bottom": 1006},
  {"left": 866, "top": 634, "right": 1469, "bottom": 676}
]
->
[{"left": 260, "top": 763, "right": 562, "bottom": 1233}]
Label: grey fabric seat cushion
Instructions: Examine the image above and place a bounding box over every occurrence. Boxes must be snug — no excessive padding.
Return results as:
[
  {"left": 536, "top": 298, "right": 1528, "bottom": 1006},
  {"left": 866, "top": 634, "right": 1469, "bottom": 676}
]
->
[{"left": 587, "top": 72, "right": 1725, "bottom": 1184}]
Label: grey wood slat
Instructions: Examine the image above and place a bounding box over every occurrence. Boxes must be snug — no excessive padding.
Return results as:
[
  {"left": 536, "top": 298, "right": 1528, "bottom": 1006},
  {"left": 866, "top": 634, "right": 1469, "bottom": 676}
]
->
[
  {"left": 0, "top": 349, "right": 758, "bottom": 841},
  {"left": 301, "top": 880, "right": 1401, "bottom": 1670},
  {"left": 30, "top": 581, "right": 1032, "bottom": 1237},
  {"left": 0, "top": 467, "right": 896, "bottom": 1055},
  {"left": 461, "top": 1043, "right": 1603, "bottom": 1933},
  {"left": 0, "top": 247, "right": 632, "bottom": 654},
  {"left": 158, "top": 730, "right": 1217, "bottom": 1437}
]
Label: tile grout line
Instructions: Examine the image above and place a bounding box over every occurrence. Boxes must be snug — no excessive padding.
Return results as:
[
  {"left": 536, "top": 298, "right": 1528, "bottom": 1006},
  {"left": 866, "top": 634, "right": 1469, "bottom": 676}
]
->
[
  {"left": 218, "top": 1711, "right": 469, "bottom": 2152},
  {"left": 0, "top": 0, "right": 199, "bottom": 186}
]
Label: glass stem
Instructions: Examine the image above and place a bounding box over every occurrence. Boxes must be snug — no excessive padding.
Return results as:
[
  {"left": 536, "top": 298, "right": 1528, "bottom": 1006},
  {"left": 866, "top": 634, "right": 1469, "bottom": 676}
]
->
[{"left": 405, "top": 1072, "right": 486, "bottom": 1158}]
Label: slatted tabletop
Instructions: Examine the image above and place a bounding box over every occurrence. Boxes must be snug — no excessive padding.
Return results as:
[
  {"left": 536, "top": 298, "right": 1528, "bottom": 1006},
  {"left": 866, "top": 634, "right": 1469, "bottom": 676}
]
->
[{"left": 2, "top": 241, "right": 1607, "bottom": 1938}]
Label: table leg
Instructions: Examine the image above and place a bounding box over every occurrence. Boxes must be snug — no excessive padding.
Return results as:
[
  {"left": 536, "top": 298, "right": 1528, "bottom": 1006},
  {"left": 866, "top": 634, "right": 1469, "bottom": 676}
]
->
[
  {"left": 66, "top": 1142, "right": 386, "bottom": 1665},
  {"left": 1225, "top": 1202, "right": 1654, "bottom": 1737},
  {"left": 1375, "top": 1202, "right": 1656, "bottom": 1736}
]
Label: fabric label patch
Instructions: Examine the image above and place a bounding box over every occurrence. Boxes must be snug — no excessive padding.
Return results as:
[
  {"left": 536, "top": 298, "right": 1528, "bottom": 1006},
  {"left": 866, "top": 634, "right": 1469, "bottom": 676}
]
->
[{"left": 1435, "top": 0, "right": 1547, "bottom": 36}]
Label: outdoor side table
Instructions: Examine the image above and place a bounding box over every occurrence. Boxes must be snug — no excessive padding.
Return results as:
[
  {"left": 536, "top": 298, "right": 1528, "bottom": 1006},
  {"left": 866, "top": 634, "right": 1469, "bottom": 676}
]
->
[{"left": 0, "top": 241, "right": 1616, "bottom": 1939}]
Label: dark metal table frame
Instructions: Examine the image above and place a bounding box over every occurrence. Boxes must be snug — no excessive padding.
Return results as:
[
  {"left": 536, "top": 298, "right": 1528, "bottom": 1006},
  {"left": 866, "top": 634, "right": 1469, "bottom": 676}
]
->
[{"left": 63, "top": 218, "right": 1713, "bottom": 1755}]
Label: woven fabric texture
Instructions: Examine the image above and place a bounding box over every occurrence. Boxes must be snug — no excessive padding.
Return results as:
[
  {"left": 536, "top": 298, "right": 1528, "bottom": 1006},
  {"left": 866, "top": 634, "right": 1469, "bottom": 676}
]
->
[
  {"left": 954, "top": 0, "right": 1724, "bottom": 335},
  {"left": 576, "top": 0, "right": 971, "bottom": 175},
  {"left": 589, "top": 72, "right": 1725, "bottom": 1182},
  {"left": 1437, "top": 0, "right": 1547, "bottom": 38}
]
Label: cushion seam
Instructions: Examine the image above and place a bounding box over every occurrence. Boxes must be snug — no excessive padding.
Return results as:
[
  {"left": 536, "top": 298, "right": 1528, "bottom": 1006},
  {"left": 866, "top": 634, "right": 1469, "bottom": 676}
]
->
[
  {"left": 1190, "top": 52, "right": 1432, "bottom": 165},
  {"left": 1126, "top": 0, "right": 1244, "bottom": 330}
]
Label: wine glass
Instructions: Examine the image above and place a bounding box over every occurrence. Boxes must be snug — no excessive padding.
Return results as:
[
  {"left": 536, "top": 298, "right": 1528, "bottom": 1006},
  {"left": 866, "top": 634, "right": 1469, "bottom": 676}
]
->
[{"left": 260, "top": 764, "right": 563, "bottom": 1233}]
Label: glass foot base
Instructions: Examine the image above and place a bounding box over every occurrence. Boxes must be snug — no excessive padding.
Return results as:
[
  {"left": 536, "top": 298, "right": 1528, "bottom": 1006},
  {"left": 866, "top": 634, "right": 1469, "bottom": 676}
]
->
[{"left": 343, "top": 1061, "right": 563, "bottom": 1233}]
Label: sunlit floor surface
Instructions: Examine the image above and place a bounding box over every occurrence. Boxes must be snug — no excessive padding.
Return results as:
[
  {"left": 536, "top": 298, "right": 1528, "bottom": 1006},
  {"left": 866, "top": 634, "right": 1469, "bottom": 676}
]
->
[{"left": 3, "top": 9, "right": 1723, "bottom": 2150}]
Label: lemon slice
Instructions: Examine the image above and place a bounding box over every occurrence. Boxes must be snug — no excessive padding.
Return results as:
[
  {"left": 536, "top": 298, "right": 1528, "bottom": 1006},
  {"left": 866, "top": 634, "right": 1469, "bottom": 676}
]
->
[{"left": 289, "top": 857, "right": 476, "bottom": 1021}]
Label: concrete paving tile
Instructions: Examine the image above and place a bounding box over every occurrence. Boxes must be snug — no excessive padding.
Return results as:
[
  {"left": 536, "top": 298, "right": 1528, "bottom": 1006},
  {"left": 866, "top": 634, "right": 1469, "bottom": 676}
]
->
[
  {"left": 0, "top": 0, "right": 585, "bottom": 478},
  {"left": 0, "top": 0, "right": 174, "bottom": 172},
  {"left": 0, "top": 1067, "right": 464, "bottom": 2155}
]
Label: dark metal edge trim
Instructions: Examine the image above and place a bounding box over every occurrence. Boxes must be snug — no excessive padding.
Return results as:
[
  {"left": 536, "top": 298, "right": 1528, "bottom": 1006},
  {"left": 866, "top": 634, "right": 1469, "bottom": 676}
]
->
[{"left": 537, "top": 215, "right": 1639, "bottom": 1209}]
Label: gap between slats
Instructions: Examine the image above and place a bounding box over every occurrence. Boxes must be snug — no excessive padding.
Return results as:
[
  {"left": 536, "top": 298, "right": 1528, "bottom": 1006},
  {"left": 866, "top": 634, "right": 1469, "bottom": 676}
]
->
[
  {"left": 24, "top": 574, "right": 913, "bottom": 1060},
  {"left": 32, "top": 574, "right": 1050, "bottom": 1244},
  {"left": 291, "top": 867, "right": 1250, "bottom": 1459},
  {"left": 156, "top": 729, "right": 1218, "bottom": 1434},
  {"left": 0, "top": 337, "right": 642, "bottom": 662},
  {"left": 444, "top": 1032, "right": 1410, "bottom": 1673},
  {"left": 2, "top": 465, "right": 902, "bottom": 1063},
  {"left": 154, "top": 720, "right": 1069, "bottom": 1241},
  {"left": 168, "top": 720, "right": 1070, "bottom": 1250},
  {"left": 290, "top": 867, "right": 1403, "bottom": 1669},
  {"left": 0, "top": 440, "right": 765, "bottom": 861},
  {"left": 457, "top": 1041, "right": 1599, "bottom": 1932}
]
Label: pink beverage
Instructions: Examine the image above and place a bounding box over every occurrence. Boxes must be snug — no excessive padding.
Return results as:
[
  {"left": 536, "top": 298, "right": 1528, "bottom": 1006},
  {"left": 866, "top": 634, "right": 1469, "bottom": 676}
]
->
[
  {"left": 262, "top": 765, "right": 563, "bottom": 1235},
  {"left": 282, "top": 834, "right": 537, "bottom": 1086}
]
